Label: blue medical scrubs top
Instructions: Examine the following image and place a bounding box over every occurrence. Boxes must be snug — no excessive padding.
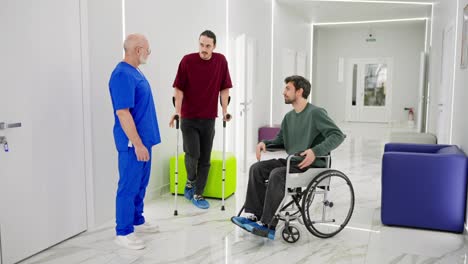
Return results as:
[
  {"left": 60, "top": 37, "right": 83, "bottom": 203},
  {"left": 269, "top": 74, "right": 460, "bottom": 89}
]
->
[{"left": 109, "top": 61, "right": 161, "bottom": 152}]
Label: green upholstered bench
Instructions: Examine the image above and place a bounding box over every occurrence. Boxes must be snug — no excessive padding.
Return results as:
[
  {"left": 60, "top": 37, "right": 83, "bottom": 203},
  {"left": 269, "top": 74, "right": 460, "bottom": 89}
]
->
[{"left": 169, "top": 151, "right": 237, "bottom": 199}]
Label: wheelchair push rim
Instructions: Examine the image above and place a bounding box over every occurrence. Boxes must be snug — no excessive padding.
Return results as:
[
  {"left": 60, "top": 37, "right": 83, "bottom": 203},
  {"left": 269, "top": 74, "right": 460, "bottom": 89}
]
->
[{"left": 301, "top": 169, "right": 355, "bottom": 238}]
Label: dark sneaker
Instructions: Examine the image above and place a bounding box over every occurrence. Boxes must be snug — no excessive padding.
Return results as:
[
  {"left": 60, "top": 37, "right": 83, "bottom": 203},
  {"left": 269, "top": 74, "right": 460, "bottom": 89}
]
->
[
  {"left": 231, "top": 215, "right": 258, "bottom": 231},
  {"left": 192, "top": 194, "right": 210, "bottom": 209},
  {"left": 252, "top": 225, "right": 276, "bottom": 240},
  {"left": 184, "top": 185, "right": 195, "bottom": 201}
]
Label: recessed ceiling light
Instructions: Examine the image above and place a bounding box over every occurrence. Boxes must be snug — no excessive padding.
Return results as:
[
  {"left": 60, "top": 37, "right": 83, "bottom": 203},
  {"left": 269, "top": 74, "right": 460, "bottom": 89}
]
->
[
  {"left": 314, "top": 17, "right": 427, "bottom": 25},
  {"left": 307, "top": 0, "right": 432, "bottom": 5}
]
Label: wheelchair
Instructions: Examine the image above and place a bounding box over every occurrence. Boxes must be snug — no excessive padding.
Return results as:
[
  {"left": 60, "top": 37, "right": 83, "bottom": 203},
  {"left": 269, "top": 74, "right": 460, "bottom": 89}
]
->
[{"left": 237, "top": 150, "right": 355, "bottom": 243}]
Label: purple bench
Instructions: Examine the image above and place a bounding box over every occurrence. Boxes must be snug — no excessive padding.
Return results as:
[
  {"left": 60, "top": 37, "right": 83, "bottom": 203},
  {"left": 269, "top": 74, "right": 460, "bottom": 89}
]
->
[{"left": 258, "top": 126, "right": 281, "bottom": 142}]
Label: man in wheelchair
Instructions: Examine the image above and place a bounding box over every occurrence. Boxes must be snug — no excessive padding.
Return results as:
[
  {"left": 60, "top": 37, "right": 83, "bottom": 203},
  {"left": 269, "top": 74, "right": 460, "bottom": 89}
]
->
[{"left": 231, "top": 75, "right": 345, "bottom": 240}]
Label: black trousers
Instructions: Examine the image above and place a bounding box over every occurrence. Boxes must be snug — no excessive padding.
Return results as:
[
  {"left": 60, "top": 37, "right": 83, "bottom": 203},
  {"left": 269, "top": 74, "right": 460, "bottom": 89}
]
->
[
  {"left": 244, "top": 159, "right": 308, "bottom": 226},
  {"left": 180, "top": 118, "right": 215, "bottom": 196}
]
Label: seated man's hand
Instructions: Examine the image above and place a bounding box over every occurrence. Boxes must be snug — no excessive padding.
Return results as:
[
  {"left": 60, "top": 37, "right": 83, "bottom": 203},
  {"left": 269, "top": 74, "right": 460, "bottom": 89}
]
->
[
  {"left": 256, "top": 142, "right": 266, "bottom": 161},
  {"left": 169, "top": 114, "right": 179, "bottom": 128},
  {"left": 298, "top": 149, "right": 316, "bottom": 169}
]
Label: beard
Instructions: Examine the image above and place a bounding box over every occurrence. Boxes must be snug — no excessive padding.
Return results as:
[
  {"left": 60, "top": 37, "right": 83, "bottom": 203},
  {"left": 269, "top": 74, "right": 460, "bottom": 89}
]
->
[
  {"left": 139, "top": 55, "right": 148, "bottom": 64},
  {"left": 284, "top": 97, "right": 294, "bottom": 104}
]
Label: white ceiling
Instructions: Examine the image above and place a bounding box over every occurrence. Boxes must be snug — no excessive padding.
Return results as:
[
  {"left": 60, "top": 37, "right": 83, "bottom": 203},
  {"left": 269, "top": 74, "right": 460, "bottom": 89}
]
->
[{"left": 277, "top": 0, "right": 432, "bottom": 24}]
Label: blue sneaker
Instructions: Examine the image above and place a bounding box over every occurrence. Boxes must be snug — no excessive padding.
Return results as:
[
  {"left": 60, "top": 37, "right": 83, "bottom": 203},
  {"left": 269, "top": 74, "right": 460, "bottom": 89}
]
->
[
  {"left": 243, "top": 221, "right": 265, "bottom": 232},
  {"left": 252, "top": 225, "right": 276, "bottom": 240},
  {"left": 184, "top": 185, "right": 195, "bottom": 201},
  {"left": 192, "top": 194, "right": 210, "bottom": 209},
  {"left": 231, "top": 215, "right": 257, "bottom": 231}
]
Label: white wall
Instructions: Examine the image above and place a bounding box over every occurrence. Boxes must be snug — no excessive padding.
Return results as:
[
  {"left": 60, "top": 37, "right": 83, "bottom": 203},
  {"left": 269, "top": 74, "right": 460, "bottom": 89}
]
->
[
  {"left": 85, "top": 0, "right": 123, "bottom": 226},
  {"left": 272, "top": 3, "right": 311, "bottom": 125},
  {"left": 124, "top": 0, "right": 227, "bottom": 201},
  {"left": 229, "top": 0, "right": 272, "bottom": 151},
  {"left": 452, "top": 0, "right": 468, "bottom": 150},
  {"left": 313, "top": 22, "right": 426, "bottom": 123}
]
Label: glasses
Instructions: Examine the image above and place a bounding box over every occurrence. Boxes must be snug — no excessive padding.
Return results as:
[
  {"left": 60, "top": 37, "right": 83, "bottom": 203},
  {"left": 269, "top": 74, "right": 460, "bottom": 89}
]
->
[{"left": 137, "top": 46, "right": 151, "bottom": 55}]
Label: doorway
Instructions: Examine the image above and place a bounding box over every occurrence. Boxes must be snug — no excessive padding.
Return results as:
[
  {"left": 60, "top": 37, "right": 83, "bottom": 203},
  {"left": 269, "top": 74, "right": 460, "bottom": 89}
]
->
[{"left": 346, "top": 58, "right": 393, "bottom": 123}]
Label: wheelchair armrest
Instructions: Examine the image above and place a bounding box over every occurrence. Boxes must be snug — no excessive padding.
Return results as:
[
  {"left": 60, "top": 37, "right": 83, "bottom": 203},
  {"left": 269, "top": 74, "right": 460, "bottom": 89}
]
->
[
  {"left": 265, "top": 143, "right": 285, "bottom": 152},
  {"left": 286, "top": 151, "right": 331, "bottom": 169}
]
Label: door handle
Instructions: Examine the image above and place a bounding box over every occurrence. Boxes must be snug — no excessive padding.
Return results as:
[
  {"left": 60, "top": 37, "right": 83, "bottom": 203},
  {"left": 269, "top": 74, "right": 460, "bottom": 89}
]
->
[
  {"left": 240, "top": 100, "right": 253, "bottom": 106},
  {"left": 0, "top": 122, "right": 22, "bottom": 130},
  {"left": 0, "top": 136, "right": 8, "bottom": 152}
]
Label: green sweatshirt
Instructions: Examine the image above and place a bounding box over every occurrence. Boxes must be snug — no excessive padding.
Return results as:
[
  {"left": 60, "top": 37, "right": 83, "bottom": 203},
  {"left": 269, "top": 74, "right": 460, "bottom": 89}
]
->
[{"left": 263, "top": 103, "right": 345, "bottom": 167}]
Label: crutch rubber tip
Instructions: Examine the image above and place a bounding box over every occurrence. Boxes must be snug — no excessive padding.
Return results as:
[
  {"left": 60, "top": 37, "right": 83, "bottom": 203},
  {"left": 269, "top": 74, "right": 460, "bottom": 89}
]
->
[
  {"left": 221, "top": 206, "right": 225, "bottom": 211},
  {"left": 174, "top": 210, "right": 178, "bottom": 216}
]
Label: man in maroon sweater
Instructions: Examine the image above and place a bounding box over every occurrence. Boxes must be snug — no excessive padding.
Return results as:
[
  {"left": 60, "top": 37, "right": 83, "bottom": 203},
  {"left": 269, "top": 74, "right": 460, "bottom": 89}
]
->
[{"left": 170, "top": 30, "right": 232, "bottom": 209}]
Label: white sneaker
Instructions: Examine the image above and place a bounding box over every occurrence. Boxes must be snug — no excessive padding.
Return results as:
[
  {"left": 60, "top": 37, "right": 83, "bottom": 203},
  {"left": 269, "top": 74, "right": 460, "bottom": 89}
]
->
[
  {"left": 115, "top": 233, "right": 145, "bottom": 250},
  {"left": 134, "top": 221, "right": 159, "bottom": 233}
]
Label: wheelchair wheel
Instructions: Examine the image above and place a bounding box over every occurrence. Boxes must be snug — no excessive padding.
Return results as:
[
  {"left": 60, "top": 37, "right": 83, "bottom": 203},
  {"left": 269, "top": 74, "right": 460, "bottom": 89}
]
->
[
  {"left": 281, "top": 224, "right": 300, "bottom": 243},
  {"left": 301, "top": 169, "right": 354, "bottom": 238}
]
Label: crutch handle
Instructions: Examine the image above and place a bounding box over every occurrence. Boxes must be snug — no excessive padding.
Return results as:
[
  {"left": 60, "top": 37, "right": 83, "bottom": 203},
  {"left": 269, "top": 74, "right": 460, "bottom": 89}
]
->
[
  {"left": 174, "top": 114, "right": 180, "bottom": 129},
  {"left": 220, "top": 96, "right": 231, "bottom": 127},
  {"left": 172, "top": 96, "right": 180, "bottom": 129},
  {"left": 223, "top": 114, "right": 231, "bottom": 127}
]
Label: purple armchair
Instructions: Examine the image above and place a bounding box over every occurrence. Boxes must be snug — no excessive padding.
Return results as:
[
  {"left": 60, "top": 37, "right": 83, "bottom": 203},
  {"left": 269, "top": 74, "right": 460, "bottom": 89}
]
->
[{"left": 381, "top": 143, "right": 468, "bottom": 233}]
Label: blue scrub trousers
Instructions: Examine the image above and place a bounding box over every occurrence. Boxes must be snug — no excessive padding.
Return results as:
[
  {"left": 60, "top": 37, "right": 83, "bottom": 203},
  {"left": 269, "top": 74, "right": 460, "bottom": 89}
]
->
[{"left": 116, "top": 146, "right": 152, "bottom": 236}]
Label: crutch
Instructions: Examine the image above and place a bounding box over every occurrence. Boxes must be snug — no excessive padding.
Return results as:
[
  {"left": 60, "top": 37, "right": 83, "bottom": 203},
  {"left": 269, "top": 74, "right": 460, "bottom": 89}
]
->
[
  {"left": 220, "top": 96, "right": 231, "bottom": 211},
  {"left": 172, "top": 97, "right": 180, "bottom": 216}
]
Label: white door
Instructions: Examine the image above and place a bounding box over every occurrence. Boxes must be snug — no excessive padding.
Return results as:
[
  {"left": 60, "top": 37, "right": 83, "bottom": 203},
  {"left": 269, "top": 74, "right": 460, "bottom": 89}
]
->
[
  {"left": 0, "top": 1, "right": 87, "bottom": 263},
  {"left": 233, "top": 34, "right": 255, "bottom": 173},
  {"left": 346, "top": 58, "right": 393, "bottom": 123},
  {"left": 437, "top": 25, "right": 455, "bottom": 144}
]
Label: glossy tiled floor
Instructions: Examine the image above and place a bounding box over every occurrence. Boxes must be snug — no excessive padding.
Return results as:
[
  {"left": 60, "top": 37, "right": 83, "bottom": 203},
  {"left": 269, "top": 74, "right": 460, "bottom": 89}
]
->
[{"left": 21, "top": 123, "right": 468, "bottom": 264}]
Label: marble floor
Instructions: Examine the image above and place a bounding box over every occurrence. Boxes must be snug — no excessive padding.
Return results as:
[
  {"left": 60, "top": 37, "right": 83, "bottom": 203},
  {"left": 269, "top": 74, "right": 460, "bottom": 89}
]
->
[{"left": 20, "top": 123, "right": 468, "bottom": 264}]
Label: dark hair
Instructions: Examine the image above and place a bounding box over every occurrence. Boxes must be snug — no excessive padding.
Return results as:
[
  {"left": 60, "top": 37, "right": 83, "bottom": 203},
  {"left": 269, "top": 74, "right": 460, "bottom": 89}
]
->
[
  {"left": 284, "top": 75, "right": 311, "bottom": 99},
  {"left": 200, "top": 30, "right": 216, "bottom": 46}
]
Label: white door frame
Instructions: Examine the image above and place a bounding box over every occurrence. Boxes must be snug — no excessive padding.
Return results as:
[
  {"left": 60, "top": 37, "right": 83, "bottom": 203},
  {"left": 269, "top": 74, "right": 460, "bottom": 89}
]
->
[
  {"left": 437, "top": 23, "right": 456, "bottom": 144},
  {"left": 233, "top": 34, "right": 255, "bottom": 173},
  {"left": 79, "top": 0, "right": 96, "bottom": 230}
]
